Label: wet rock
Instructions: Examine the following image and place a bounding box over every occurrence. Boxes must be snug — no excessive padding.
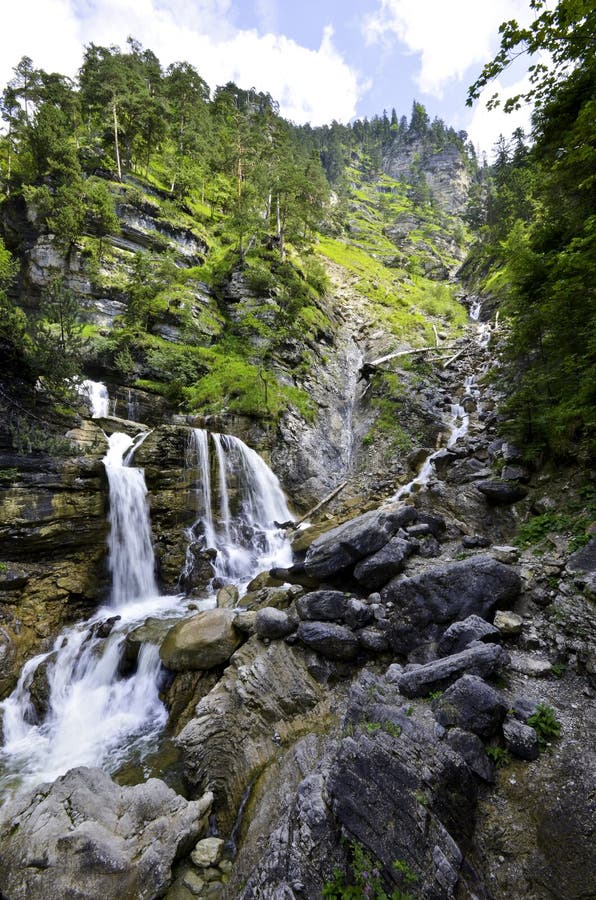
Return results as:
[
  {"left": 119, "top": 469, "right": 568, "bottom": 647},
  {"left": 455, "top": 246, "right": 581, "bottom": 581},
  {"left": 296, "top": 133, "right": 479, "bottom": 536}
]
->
[
  {"left": 28, "top": 652, "right": 57, "bottom": 721},
  {"left": 382, "top": 556, "right": 521, "bottom": 655},
  {"left": 303, "top": 505, "right": 417, "bottom": 581},
  {"left": 241, "top": 584, "right": 302, "bottom": 612},
  {"left": 432, "top": 674, "right": 508, "bottom": 738},
  {"left": 437, "top": 615, "right": 501, "bottom": 656},
  {"left": 502, "top": 716, "right": 539, "bottom": 761},
  {"left": 268, "top": 564, "right": 319, "bottom": 589},
  {"left": 159, "top": 609, "right": 243, "bottom": 671},
  {"left": 246, "top": 571, "right": 285, "bottom": 591},
  {"left": 0, "top": 766, "right": 211, "bottom": 900},
  {"left": 295, "top": 590, "right": 349, "bottom": 622},
  {"left": 216, "top": 584, "right": 239, "bottom": 608},
  {"left": 353, "top": 535, "right": 415, "bottom": 591},
  {"left": 398, "top": 642, "right": 509, "bottom": 698},
  {"left": 297, "top": 621, "right": 359, "bottom": 661},
  {"left": 475, "top": 480, "right": 528, "bottom": 504},
  {"left": 0, "top": 564, "right": 29, "bottom": 592},
  {"left": 255, "top": 608, "right": 296, "bottom": 640},
  {"left": 125, "top": 616, "right": 178, "bottom": 665}
]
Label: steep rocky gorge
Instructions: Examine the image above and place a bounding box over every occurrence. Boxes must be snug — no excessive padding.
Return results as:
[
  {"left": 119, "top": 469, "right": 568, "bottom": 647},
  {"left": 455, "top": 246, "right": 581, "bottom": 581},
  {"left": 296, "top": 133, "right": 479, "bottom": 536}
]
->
[{"left": 0, "top": 144, "right": 594, "bottom": 900}]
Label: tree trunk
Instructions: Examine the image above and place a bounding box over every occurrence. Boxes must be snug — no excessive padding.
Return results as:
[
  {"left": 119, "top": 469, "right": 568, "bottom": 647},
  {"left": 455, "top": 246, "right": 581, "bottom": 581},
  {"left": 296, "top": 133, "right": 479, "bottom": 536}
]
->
[{"left": 112, "top": 101, "right": 122, "bottom": 181}]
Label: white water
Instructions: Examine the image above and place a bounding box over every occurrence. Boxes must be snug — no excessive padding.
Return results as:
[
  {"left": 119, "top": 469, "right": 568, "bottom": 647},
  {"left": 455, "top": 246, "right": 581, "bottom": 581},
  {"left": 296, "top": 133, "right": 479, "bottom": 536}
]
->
[
  {"left": 0, "top": 425, "right": 294, "bottom": 796},
  {"left": 391, "top": 300, "right": 489, "bottom": 501},
  {"left": 0, "top": 432, "right": 170, "bottom": 792},
  {"left": 183, "top": 430, "right": 293, "bottom": 590},
  {"left": 80, "top": 379, "right": 110, "bottom": 418}
]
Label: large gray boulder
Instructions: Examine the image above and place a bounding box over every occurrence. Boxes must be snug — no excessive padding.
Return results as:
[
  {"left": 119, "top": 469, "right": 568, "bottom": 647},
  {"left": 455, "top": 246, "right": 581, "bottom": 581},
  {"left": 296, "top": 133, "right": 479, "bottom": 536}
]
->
[
  {"left": 432, "top": 674, "right": 508, "bottom": 738},
  {"left": 0, "top": 767, "right": 212, "bottom": 900},
  {"left": 303, "top": 505, "right": 418, "bottom": 581},
  {"left": 382, "top": 556, "right": 521, "bottom": 655},
  {"left": 398, "top": 642, "right": 509, "bottom": 698},
  {"left": 475, "top": 480, "right": 528, "bottom": 504},
  {"left": 159, "top": 608, "right": 243, "bottom": 671},
  {"left": 437, "top": 614, "right": 501, "bottom": 656},
  {"left": 295, "top": 590, "right": 349, "bottom": 622},
  {"left": 353, "top": 535, "right": 416, "bottom": 590},
  {"left": 297, "top": 621, "right": 360, "bottom": 660}
]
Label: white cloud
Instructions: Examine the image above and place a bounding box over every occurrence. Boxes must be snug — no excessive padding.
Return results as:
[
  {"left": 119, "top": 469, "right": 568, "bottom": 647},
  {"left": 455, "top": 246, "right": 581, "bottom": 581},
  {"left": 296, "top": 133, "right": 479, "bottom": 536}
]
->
[
  {"left": 363, "top": 0, "right": 535, "bottom": 98},
  {"left": 464, "top": 75, "right": 534, "bottom": 158},
  {"left": 1, "top": 0, "right": 363, "bottom": 126}
]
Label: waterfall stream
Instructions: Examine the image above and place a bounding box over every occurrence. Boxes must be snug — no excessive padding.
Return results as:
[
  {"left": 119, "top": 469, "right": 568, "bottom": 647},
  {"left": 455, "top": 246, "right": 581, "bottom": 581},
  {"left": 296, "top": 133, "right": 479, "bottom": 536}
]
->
[
  {"left": 0, "top": 396, "right": 293, "bottom": 798},
  {"left": 391, "top": 301, "right": 488, "bottom": 501},
  {"left": 183, "top": 430, "right": 293, "bottom": 590}
]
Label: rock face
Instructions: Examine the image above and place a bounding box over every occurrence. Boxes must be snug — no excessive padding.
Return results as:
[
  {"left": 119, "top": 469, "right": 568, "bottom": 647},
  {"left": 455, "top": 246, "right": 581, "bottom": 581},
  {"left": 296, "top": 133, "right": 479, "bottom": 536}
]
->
[
  {"left": 381, "top": 556, "right": 521, "bottom": 655},
  {"left": 159, "top": 609, "right": 243, "bottom": 671},
  {"left": 0, "top": 767, "right": 211, "bottom": 900},
  {"left": 228, "top": 670, "right": 483, "bottom": 899},
  {"left": 0, "top": 451, "right": 110, "bottom": 697},
  {"left": 176, "top": 637, "right": 328, "bottom": 833}
]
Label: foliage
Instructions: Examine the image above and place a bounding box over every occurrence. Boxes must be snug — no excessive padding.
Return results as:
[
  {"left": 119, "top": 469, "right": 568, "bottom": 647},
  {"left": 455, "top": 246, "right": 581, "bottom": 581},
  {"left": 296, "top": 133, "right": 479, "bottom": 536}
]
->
[
  {"left": 467, "top": 1, "right": 596, "bottom": 459},
  {"left": 527, "top": 703, "right": 561, "bottom": 749},
  {"left": 485, "top": 746, "right": 511, "bottom": 768},
  {"left": 323, "top": 841, "right": 417, "bottom": 900}
]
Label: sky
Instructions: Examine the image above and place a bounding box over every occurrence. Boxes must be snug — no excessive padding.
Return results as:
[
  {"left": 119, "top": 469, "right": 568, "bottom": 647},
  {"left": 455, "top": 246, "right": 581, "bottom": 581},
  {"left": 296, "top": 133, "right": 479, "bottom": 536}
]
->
[{"left": 0, "top": 0, "right": 541, "bottom": 156}]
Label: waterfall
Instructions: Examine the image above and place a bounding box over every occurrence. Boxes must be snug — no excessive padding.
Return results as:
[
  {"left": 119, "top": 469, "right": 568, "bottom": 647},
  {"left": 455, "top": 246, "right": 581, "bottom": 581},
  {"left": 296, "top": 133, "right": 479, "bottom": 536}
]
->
[
  {"left": 0, "top": 425, "right": 293, "bottom": 796},
  {"left": 104, "top": 432, "right": 158, "bottom": 606},
  {"left": 0, "top": 431, "right": 169, "bottom": 794},
  {"left": 391, "top": 303, "right": 490, "bottom": 501},
  {"left": 183, "top": 430, "right": 293, "bottom": 588},
  {"left": 80, "top": 379, "right": 110, "bottom": 418}
]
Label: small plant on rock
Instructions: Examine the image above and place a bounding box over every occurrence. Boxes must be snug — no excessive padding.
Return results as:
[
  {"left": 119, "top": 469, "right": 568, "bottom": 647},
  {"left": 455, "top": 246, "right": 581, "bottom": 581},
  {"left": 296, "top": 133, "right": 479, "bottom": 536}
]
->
[
  {"left": 527, "top": 703, "right": 561, "bottom": 749},
  {"left": 323, "top": 841, "right": 417, "bottom": 900},
  {"left": 486, "top": 746, "right": 511, "bottom": 768}
]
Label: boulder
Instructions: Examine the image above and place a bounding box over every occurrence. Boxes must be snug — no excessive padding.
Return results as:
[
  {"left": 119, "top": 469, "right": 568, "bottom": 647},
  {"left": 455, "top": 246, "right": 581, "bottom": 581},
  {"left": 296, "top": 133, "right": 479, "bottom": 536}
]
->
[
  {"left": 566, "top": 537, "right": 596, "bottom": 575},
  {"left": 494, "top": 611, "right": 523, "bottom": 634},
  {"left": 437, "top": 615, "right": 500, "bottom": 657},
  {"left": 446, "top": 729, "right": 495, "bottom": 782},
  {"left": 191, "top": 836, "right": 225, "bottom": 868},
  {"left": 297, "top": 622, "right": 359, "bottom": 661},
  {"left": 432, "top": 674, "right": 508, "bottom": 738},
  {"left": 295, "top": 590, "right": 349, "bottom": 622},
  {"left": 475, "top": 480, "right": 528, "bottom": 504},
  {"left": 159, "top": 609, "right": 242, "bottom": 671},
  {"left": 343, "top": 598, "right": 374, "bottom": 630},
  {"left": 255, "top": 608, "right": 296, "bottom": 640},
  {"left": 353, "top": 535, "right": 415, "bottom": 591},
  {"left": 398, "top": 642, "right": 509, "bottom": 698},
  {"left": 356, "top": 627, "right": 390, "bottom": 653},
  {"left": 216, "top": 584, "right": 239, "bottom": 608},
  {"left": 0, "top": 766, "right": 212, "bottom": 900},
  {"left": 303, "top": 505, "right": 418, "bottom": 581},
  {"left": 502, "top": 716, "right": 539, "bottom": 761},
  {"left": 382, "top": 556, "right": 521, "bottom": 655}
]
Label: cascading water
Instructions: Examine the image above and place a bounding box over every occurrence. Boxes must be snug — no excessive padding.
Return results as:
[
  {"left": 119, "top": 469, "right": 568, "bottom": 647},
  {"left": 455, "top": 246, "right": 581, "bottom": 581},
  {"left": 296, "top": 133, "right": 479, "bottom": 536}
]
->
[
  {"left": 0, "top": 428, "right": 170, "bottom": 794},
  {"left": 391, "top": 300, "right": 489, "bottom": 501},
  {"left": 80, "top": 379, "right": 110, "bottom": 418},
  {"left": 1, "top": 405, "right": 295, "bottom": 797},
  {"left": 183, "top": 430, "right": 293, "bottom": 590}
]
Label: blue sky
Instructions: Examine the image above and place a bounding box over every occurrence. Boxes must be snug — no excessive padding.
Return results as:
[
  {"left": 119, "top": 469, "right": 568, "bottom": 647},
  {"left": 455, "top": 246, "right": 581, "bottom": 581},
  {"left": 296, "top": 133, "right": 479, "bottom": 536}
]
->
[{"left": 1, "top": 0, "right": 541, "bottom": 156}]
